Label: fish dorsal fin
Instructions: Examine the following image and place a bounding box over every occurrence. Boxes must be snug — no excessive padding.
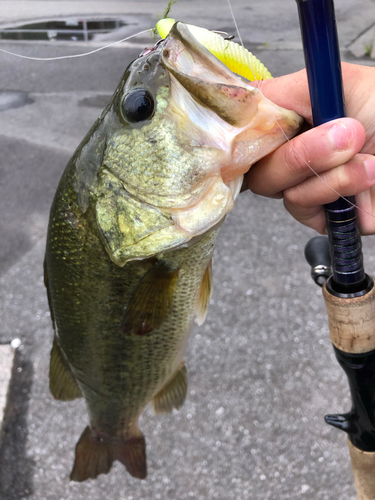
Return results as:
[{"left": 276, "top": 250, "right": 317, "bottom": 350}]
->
[
  {"left": 49, "top": 336, "right": 82, "bottom": 401},
  {"left": 151, "top": 363, "right": 188, "bottom": 414},
  {"left": 121, "top": 261, "right": 179, "bottom": 336},
  {"left": 195, "top": 259, "right": 213, "bottom": 326}
]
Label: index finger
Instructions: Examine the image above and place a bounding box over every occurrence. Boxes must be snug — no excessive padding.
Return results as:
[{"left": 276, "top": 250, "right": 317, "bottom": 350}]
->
[{"left": 246, "top": 118, "right": 366, "bottom": 198}]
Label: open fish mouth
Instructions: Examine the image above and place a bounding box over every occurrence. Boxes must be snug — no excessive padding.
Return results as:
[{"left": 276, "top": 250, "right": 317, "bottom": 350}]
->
[
  {"left": 162, "top": 21, "right": 302, "bottom": 133},
  {"left": 161, "top": 22, "right": 302, "bottom": 183},
  {"left": 162, "top": 22, "right": 261, "bottom": 128}
]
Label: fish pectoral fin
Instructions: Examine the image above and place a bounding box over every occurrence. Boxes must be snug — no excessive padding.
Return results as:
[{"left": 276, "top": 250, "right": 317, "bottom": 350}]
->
[
  {"left": 195, "top": 258, "right": 213, "bottom": 326},
  {"left": 151, "top": 363, "right": 188, "bottom": 414},
  {"left": 121, "top": 261, "right": 179, "bottom": 336},
  {"left": 70, "top": 426, "right": 147, "bottom": 482},
  {"left": 49, "top": 337, "right": 82, "bottom": 401}
]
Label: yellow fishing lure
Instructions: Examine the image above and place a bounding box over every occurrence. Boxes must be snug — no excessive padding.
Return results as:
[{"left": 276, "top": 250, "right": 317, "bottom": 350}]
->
[{"left": 156, "top": 18, "right": 272, "bottom": 81}]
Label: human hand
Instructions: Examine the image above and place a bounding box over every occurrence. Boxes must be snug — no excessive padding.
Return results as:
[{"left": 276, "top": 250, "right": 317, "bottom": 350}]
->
[{"left": 245, "top": 63, "right": 375, "bottom": 234}]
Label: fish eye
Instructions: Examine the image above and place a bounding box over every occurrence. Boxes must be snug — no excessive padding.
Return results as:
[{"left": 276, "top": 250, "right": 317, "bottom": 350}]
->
[{"left": 121, "top": 88, "right": 154, "bottom": 123}]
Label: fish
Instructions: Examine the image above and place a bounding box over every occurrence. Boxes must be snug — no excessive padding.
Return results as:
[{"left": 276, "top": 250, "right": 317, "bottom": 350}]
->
[{"left": 44, "top": 21, "right": 302, "bottom": 482}]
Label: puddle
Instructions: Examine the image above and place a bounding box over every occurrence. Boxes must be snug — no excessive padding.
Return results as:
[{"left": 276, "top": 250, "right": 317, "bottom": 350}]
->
[
  {"left": 0, "top": 91, "right": 34, "bottom": 111},
  {"left": 0, "top": 18, "right": 130, "bottom": 42}
]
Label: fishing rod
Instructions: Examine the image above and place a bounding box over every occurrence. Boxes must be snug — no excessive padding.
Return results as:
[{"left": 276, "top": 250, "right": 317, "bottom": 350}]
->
[{"left": 297, "top": 0, "right": 375, "bottom": 498}]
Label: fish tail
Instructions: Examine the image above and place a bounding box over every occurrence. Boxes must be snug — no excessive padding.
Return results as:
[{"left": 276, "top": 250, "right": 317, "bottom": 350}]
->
[{"left": 70, "top": 426, "right": 147, "bottom": 482}]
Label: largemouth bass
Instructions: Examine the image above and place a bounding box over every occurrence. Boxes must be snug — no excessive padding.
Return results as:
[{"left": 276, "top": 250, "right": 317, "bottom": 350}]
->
[{"left": 44, "top": 22, "right": 302, "bottom": 482}]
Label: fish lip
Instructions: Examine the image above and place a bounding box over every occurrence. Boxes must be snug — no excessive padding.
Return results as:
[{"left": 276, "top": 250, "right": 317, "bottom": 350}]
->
[
  {"left": 161, "top": 21, "right": 238, "bottom": 85},
  {"left": 161, "top": 22, "right": 210, "bottom": 63}
]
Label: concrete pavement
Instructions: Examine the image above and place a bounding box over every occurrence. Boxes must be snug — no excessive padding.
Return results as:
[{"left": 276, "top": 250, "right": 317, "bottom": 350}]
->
[{"left": 1, "top": 1, "right": 375, "bottom": 499}]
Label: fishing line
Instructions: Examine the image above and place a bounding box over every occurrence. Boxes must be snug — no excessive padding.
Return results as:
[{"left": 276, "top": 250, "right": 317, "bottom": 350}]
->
[
  {"left": 0, "top": 28, "right": 153, "bottom": 61},
  {"left": 226, "top": 0, "right": 244, "bottom": 49},
  {"left": 226, "top": 0, "right": 375, "bottom": 222}
]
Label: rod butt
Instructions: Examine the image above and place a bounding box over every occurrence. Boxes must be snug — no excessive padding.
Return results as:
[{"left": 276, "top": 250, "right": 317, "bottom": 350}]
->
[{"left": 348, "top": 439, "right": 375, "bottom": 500}]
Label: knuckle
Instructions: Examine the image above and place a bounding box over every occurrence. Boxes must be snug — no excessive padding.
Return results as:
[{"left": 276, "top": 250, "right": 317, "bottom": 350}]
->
[
  {"left": 245, "top": 171, "right": 262, "bottom": 195},
  {"left": 283, "top": 136, "right": 312, "bottom": 178},
  {"left": 283, "top": 184, "right": 304, "bottom": 206},
  {"left": 335, "top": 165, "right": 351, "bottom": 194}
]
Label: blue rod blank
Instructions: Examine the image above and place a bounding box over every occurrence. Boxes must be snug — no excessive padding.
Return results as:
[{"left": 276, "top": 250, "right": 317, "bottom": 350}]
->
[{"left": 296, "top": 0, "right": 365, "bottom": 290}]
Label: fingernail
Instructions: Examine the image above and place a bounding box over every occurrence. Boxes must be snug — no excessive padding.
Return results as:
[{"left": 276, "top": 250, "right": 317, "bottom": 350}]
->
[
  {"left": 327, "top": 122, "right": 353, "bottom": 151},
  {"left": 364, "top": 159, "right": 375, "bottom": 181}
]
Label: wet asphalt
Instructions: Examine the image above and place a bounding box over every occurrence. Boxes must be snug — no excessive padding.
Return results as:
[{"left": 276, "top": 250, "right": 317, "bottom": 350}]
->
[{"left": 1, "top": 1, "right": 375, "bottom": 499}]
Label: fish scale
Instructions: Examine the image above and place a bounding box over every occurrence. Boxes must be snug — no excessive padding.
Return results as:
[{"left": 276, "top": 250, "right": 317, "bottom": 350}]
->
[{"left": 47, "top": 171, "right": 219, "bottom": 429}]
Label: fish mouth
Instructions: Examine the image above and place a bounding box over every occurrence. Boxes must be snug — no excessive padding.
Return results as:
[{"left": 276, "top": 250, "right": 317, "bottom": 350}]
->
[
  {"left": 161, "top": 22, "right": 302, "bottom": 134},
  {"left": 161, "top": 21, "right": 302, "bottom": 185},
  {"left": 161, "top": 22, "right": 259, "bottom": 128}
]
